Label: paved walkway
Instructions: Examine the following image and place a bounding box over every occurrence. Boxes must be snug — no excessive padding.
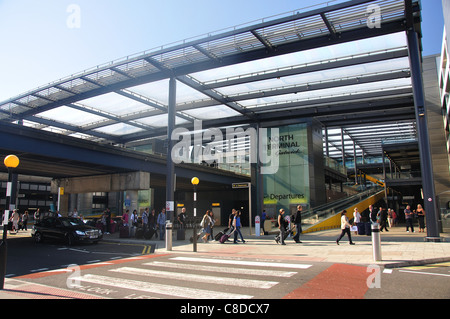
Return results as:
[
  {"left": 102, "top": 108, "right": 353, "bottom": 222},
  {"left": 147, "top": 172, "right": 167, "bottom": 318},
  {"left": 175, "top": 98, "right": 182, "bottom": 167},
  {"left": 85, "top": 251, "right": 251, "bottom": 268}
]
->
[
  {"left": 102, "top": 224, "right": 450, "bottom": 267},
  {"left": 1, "top": 224, "right": 449, "bottom": 299}
]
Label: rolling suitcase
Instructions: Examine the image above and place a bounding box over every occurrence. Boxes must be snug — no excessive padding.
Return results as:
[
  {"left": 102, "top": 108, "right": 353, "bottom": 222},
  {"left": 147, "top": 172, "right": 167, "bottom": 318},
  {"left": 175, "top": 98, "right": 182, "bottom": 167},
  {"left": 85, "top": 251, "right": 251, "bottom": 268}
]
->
[
  {"left": 177, "top": 228, "right": 185, "bottom": 240},
  {"left": 219, "top": 228, "right": 234, "bottom": 244},
  {"left": 364, "top": 222, "right": 372, "bottom": 236},
  {"left": 129, "top": 226, "right": 136, "bottom": 238},
  {"left": 135, "top": 227, "right": 144, "bottom": 239},
  {"left": 274, "top": 228, "right": 292, "bottom": 243},
  {"left": 357, "top": 223, "right": 365, "bottom": 235},
  {"left": 119, "top": 225, "right": 130, "bottom": 238},
  {"left": 214, "top": 227, "right": 229, "bottom": 241},
  {"left": 144, "top": 228, "right": 155, "bottom": 239}
]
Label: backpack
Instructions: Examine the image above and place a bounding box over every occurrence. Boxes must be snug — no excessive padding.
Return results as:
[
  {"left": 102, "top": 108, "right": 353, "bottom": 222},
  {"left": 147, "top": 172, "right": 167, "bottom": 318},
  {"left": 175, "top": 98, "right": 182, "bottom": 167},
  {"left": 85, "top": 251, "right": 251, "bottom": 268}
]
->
[{"left": 201, "top": 215, "right": 210, "bottom": 229}]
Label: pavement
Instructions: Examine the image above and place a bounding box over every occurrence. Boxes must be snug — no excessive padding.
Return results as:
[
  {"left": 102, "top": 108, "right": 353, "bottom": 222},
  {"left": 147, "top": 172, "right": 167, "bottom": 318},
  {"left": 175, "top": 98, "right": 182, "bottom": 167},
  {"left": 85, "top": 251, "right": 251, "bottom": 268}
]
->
[
  {"left": 1, "top": 224, "right": 450, "bottom": 299},
  {"left": 102, "top": 224, "right": 450, "bottom": 267}
]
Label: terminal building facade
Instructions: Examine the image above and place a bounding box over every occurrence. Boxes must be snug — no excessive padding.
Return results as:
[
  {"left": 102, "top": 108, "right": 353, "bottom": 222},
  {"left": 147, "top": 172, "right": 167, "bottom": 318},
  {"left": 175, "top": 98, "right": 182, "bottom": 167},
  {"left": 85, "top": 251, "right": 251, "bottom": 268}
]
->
[{"left": 1, "top": 0, "right": 449, "bottom": 236}]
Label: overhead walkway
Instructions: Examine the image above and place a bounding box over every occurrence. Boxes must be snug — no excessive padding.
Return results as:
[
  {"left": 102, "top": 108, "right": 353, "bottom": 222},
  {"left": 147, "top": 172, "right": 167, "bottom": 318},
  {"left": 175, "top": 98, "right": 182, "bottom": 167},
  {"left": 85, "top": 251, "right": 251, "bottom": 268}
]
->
[{"left": 302, "top": 187, "right": 385, "bottom": 234}]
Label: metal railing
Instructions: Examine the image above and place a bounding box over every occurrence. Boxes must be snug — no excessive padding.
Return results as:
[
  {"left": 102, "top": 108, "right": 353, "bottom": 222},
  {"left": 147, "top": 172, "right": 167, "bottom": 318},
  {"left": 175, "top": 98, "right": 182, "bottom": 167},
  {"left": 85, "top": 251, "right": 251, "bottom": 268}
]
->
[{"left": 301, "top": 186, "right": 383, "bottom": 230}]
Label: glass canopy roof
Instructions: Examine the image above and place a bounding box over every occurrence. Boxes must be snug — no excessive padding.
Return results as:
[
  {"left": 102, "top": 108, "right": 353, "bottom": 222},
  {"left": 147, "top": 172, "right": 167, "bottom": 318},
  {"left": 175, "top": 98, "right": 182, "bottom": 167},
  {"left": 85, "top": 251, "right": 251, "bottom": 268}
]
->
[{"left": 0, "top": 0, "right": 421, "bottom": 161}]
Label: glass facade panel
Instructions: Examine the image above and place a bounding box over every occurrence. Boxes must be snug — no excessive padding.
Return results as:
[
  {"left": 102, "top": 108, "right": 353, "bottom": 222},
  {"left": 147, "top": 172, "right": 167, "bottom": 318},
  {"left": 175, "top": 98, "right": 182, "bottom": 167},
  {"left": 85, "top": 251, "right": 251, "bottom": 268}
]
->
[{"left": 263, "top": 123, "right": 310, "bottom": 213}]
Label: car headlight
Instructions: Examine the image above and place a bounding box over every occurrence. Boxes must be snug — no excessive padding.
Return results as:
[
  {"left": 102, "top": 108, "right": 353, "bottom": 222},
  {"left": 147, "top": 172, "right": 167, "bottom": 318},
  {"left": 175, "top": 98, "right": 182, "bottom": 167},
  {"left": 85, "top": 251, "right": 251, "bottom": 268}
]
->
[{"left": 75, "top": 230, "right": 86, "bottom": 236}]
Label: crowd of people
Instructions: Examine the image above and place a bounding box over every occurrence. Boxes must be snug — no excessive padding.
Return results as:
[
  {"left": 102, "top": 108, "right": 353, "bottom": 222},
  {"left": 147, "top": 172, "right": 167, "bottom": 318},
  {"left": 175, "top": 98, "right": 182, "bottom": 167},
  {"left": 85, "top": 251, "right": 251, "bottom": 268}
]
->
[
  {"left": 2, "top": 202, "right": 428, "bottom": 245},
  {"left": 0, "top": 209, "right": 29, "bottom": 234}
]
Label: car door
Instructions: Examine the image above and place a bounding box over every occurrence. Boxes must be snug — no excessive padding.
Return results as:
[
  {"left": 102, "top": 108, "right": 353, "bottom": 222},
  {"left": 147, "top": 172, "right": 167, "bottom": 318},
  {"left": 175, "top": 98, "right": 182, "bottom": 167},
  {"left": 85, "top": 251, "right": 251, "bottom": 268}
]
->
[
  {"left": 40, "top": 217, "right": 57, "bottom": 239},
  {"left": 53, "top": 218, "right": 67, "bottom": 241}
]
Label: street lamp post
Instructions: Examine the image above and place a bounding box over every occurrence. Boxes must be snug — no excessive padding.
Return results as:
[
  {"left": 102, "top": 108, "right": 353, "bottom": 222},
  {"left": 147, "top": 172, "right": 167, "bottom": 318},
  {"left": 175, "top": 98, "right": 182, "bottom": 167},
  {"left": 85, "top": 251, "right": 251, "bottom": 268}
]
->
[
  {"left": 191, "top": 177, "right": 199, "bottom": 252},
  {"left": 1, "top": 155, "right": 20, "bottom": 290}
]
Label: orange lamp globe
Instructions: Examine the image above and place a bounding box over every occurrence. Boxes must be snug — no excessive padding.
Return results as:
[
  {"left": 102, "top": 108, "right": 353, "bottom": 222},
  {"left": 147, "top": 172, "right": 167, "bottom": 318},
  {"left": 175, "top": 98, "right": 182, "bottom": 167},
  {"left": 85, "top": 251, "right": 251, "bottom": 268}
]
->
[
  {"left": 191, "top": 177, "right": 199, "bottom": 185},
  {"left": 4, "top": 155, "right": 19, "bottom": 168}
]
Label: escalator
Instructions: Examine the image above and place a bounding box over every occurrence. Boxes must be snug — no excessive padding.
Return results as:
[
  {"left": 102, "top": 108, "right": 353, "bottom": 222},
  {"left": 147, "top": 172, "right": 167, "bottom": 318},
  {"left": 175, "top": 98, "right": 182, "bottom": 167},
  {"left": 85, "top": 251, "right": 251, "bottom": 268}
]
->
[{"left": 302, "top": 186, "right": 385, "bottom": 234}]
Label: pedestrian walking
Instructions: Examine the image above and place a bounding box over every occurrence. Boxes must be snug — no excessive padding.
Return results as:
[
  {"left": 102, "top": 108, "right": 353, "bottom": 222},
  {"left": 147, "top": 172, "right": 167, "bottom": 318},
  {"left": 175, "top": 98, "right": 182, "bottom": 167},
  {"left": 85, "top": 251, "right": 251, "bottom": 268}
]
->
[
  {"left": 10, "top": 209, "right": 20, "bottom": 234},
  {"left": 177, "top": 207, "right": 187, "bottom": 229},
  {"left": 34, "top": 208, "right": 41, "bottom": 223},
  {"left": 261, "top": 210, "right": 267, "bottom": 235},
  {"left": 336, "top": 210, "right": 355, "bottom": 245},
  {"left": 353, "top": 207, "right": 361, "bottom": 235},
  {"left": 157, "top": 208, "right": 166, "bottom": 240},
  {"left": 291, "top": 205, "right": 302, "bottom": 243},
  {"left": 201, "top": 210, "right": 213, "bottom": 243},
  {"left": 21, "top": 210, "right": 29, "bottom": 231},
  {"left": 233, "top": 210, "right": 246, "bottom": 244},
  {"left": 105, "top": 208, "right": 111, "bottom": 234},
  {"left": 142, "top": 207, "right": 149, "bottom": 232},
  {"left": 404, "top": 205, "right": 415, "bottom": 233},
  {"left": 369, "top": 205, "right": 377, "bottom": 224},
  {"left": 417, "top": 204, "right": 426, "bottom": 232},
  {"left": 276, "top": 208, "right": 288, "bottom": 245},
  {"left": 387, "top": 208, "right": 393, "bottom": 228},
  {"left": 121, "top": 209, "right": 129, "bottom": 227},
  {"left": 379, "top": 207, "right": 389, "bottom": 232},
  {"left": 149, "top": 209, "right": 157, "bottom": 239},
  {"left": 392, "top": 209, "right": 398, "bottom": 226},
  {"left": 228, "top": 209, "right": 237, "bottom": 230}
]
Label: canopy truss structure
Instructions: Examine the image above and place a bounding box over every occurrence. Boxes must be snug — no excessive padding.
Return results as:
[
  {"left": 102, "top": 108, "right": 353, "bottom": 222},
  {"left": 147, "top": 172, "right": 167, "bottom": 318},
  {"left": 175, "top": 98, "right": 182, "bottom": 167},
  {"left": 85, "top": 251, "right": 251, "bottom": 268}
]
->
[{"left": 0, "top": 0, "right": 421, "bottom": 161}]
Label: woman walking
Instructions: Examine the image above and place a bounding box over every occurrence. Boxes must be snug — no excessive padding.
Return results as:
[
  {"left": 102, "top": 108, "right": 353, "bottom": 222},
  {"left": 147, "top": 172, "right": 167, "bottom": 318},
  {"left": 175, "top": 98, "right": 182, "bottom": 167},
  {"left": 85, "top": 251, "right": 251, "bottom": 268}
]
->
[
  {"left": 417, "top": 204, "right": 426, "bottom": 232},
  {"left": 201, "top": 210, "right": 213, "bottom": 243},
  {"left": 336, "top": 210, "right": 355, "bottom": 245}
]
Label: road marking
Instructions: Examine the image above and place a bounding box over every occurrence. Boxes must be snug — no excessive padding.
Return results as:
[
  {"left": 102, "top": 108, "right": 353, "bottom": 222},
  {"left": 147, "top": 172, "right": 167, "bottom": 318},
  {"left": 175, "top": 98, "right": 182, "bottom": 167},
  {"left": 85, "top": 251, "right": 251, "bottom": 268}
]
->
[
  {"left": 170, "top": 256, "right": 312, "bottom": 269},
  {"left": 30, "top": 268, "right": 49, "bottom": 273},
  {"left": 398, "top": 270, "right": 450, "bottom": 278},
  {"left": 110, "top": 266, "right": 279, "bottom": 289},
  {"left": 284, "top": 264, "right": 370, "bottom": 299},
  {"left": 141, "top": 245, "right": 153, "bottom": 255},
  {"left": 144, "top": 261, "right": 298, "bottom": 277},
  {"left": 74, "top": 274, "right": 253, "bottom": 299}
]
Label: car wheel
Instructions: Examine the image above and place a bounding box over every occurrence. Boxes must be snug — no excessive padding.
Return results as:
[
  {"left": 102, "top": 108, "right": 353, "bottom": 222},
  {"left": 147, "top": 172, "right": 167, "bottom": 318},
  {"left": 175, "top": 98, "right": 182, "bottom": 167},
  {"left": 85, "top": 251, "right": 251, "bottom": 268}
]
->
[{"left": 34, "top": 232, "right": 43, "bottom": 243}]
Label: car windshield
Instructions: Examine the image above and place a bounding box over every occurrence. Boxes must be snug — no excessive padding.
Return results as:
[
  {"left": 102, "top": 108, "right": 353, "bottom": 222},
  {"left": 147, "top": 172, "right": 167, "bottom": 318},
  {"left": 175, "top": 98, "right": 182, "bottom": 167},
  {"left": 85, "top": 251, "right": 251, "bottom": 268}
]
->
[{"left": 60, "top": 218, "right": 85, "bottom": 227}]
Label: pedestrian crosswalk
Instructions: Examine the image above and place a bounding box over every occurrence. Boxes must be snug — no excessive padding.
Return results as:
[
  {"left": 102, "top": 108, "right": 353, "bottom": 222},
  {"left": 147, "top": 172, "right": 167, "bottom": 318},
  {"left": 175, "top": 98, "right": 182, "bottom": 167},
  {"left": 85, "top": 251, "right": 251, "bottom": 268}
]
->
[{"left": 68, "top": 256, "right": 313, "bottom": 299}]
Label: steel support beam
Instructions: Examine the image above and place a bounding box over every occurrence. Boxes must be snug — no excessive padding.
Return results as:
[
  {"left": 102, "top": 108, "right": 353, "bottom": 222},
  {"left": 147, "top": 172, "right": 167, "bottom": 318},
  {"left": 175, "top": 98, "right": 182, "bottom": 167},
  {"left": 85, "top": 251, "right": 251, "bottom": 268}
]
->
[
  {"left": 166, "top": 77, "right": 176, "bottom": 222},
  {"left": 407, "top": 29, "right": 441, "bottom": 241}
]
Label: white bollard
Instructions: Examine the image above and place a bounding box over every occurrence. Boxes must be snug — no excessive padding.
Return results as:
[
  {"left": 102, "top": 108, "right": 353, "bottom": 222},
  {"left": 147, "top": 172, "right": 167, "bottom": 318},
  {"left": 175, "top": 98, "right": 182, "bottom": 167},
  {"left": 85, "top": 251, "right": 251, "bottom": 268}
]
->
[
  {"left": 165, "top": 221, "right": 173, "bottom": 251},
  {"left": 371, "top": 223, "right": 382, "bottom": 261}
]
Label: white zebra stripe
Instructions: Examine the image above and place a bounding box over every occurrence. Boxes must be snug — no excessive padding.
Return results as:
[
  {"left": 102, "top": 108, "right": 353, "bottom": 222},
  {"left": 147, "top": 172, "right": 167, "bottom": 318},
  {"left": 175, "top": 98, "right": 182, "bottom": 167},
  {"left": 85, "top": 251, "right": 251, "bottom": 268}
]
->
[
  {"left": 74, "top": 274, "right": 253, "bottom": 299},
  {"left": 170, "top": 256, "right": 312, "bottom": 269},
  {"left": 144, "top": 261, "right": 297, "bottom": 277},
  {"left": 110, "top": 266, "right": 278, "bottom": 289}
]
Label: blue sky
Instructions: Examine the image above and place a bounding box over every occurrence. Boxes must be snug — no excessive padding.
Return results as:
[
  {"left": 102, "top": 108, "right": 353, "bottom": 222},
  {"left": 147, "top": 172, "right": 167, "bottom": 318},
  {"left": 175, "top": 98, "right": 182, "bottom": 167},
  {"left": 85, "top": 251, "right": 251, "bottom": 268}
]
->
[{"left": 0, "top": 0, "right": 445, "bottom": 102}]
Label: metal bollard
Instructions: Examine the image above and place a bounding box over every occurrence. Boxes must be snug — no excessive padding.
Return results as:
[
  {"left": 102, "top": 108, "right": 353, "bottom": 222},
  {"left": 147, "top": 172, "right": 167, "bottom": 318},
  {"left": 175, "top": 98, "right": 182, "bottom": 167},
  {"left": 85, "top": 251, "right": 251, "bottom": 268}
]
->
[
  {"left": 165, "top": 221, "right": 173, "bottom": 251},
  {"left": 371, "top": 222, "right": 382, "bottom": 261}
]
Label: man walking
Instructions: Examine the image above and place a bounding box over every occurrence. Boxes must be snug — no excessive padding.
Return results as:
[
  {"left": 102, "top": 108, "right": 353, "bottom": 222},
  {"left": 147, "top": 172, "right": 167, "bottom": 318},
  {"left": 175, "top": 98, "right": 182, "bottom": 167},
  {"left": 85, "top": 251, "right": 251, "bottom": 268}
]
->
[
  {"left": 404, "top": 205, "right": 415, "bottom": 233},
  {"left": 292, "top": 205, "right": 303, "bottom": 243}
]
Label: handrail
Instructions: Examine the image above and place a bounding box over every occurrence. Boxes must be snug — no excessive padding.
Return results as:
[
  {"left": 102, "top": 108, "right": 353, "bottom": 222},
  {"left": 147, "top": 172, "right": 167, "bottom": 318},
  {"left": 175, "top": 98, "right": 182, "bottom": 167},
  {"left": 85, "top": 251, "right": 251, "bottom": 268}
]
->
[{"left": 301, "top": 186, "right": 383, "bottom": 227}]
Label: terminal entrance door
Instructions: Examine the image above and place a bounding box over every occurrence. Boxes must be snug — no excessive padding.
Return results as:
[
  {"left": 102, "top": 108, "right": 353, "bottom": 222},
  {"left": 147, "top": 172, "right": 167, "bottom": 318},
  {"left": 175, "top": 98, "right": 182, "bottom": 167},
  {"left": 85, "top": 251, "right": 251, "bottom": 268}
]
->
[{"left": 212, "top": 206, "right": 221, "bottom": 226}]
